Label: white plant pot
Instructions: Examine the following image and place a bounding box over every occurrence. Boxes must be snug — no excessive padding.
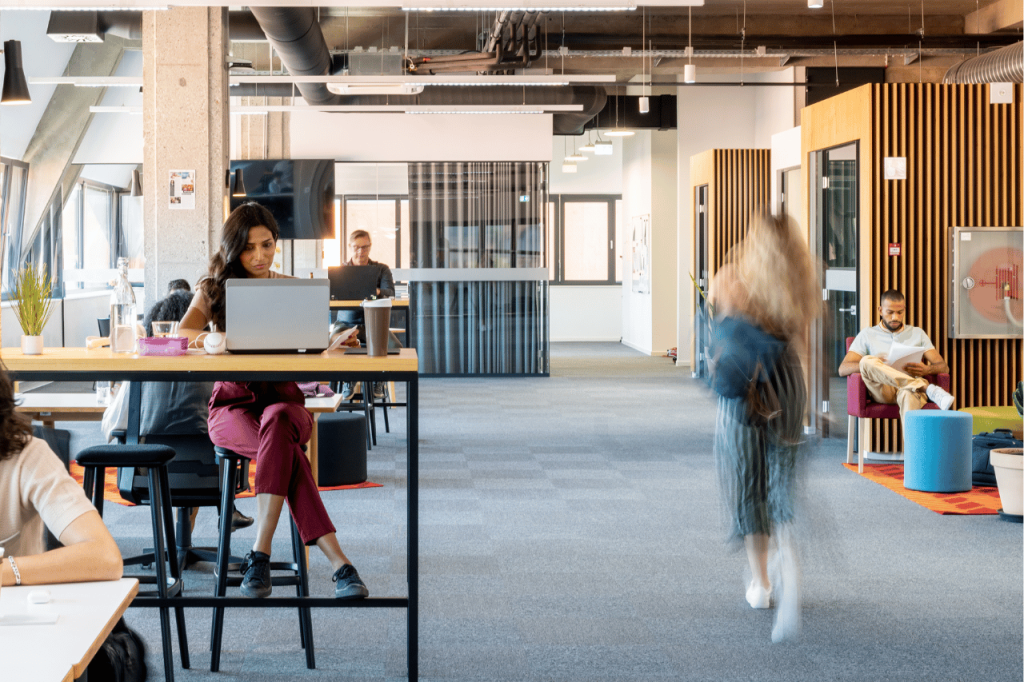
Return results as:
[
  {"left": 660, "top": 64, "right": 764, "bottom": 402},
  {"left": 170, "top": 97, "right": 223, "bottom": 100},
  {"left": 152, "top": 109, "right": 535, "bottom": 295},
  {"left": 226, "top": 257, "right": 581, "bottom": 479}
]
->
[
  {"left": 20, "top": 335, "right": 43, "bottom": 355},
  {"left": 990, "top": 447, "right": 1024, "bottom": 517}
]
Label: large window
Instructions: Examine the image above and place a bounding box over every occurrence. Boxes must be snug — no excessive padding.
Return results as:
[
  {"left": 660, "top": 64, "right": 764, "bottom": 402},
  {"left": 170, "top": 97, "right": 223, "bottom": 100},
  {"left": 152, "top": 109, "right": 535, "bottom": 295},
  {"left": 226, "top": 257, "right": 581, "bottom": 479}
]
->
[
  {"left": 547, "top": 194, "right": 621, "bottom": 285},
  {"left": 0, "top": 158, "right": 29, "bottom": 297},
  {"left": 338, "top": 196, "right": 410, "bottom": 270},
  {"left": 62, "top": 179, "right": 123, "bottom": 291}
]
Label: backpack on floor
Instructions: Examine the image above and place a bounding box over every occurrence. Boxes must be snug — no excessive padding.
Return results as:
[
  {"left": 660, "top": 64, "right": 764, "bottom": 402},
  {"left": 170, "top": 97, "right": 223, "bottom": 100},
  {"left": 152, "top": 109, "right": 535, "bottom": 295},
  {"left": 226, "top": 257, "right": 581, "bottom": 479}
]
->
[{"left": 972, "top": 429, "right": 1023, "bottom": 487}]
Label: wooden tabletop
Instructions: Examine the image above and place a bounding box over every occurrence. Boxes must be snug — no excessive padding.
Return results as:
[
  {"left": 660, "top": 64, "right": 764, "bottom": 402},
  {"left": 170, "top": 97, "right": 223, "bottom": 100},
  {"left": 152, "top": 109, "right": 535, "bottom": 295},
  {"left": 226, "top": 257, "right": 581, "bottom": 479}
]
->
[
  {"left": 330, "top": 299, "right": 410, "bottom": 308},
  {"left": 0, "top": 347, "right": 418, "bottom": 376},
  {"left": 0, "top": 578, "right": 139, "bottom": 682}
]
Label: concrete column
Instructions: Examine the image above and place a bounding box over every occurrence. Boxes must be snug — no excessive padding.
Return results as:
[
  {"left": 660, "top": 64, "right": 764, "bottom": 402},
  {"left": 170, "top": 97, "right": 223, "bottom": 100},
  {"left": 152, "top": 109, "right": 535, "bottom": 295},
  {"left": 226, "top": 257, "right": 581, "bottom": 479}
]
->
[{"left": 142, "top": 7, "right": 228, "bottom": 309}]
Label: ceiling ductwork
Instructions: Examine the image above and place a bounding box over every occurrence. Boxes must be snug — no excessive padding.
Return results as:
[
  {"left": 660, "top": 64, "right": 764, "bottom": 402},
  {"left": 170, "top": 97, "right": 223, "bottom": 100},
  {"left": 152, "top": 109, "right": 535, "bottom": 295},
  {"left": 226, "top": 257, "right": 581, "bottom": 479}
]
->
[
  {"left": 943, "top": 42, "right": 1024, "bottom": 84},
  {"left": 247, "top": 7, "right": 340, "bottom": 106}
]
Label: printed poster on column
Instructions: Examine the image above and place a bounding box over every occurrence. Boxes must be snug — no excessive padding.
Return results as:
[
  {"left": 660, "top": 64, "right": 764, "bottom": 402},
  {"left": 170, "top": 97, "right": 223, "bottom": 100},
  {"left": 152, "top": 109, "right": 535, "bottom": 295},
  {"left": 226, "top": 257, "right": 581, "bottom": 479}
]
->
[{"left": 169, "top": 170, "right": 196, "bottom": 210}]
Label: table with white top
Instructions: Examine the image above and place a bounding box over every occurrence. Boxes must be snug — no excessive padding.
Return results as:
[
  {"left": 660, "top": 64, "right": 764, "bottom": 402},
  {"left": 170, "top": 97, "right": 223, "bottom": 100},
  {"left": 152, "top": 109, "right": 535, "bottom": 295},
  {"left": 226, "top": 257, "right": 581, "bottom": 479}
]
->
[{"left": 0, "top": 578, "right": 139, "bottom": 682}]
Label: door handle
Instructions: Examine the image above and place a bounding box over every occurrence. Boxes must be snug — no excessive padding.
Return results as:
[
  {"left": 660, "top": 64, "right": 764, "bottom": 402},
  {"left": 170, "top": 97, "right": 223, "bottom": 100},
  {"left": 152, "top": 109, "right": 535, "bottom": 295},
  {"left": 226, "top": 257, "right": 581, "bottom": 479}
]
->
[{"left": 837, "top": 305, "right": 857, "bottom": 314}]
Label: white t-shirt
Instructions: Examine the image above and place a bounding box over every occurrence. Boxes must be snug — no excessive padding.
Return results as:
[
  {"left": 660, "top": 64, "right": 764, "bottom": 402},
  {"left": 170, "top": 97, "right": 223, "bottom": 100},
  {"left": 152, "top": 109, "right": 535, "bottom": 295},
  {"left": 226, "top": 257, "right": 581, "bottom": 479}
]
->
[
  {"left": 0, "top": 437, "right": 96, "bottom": 557},
  {"left": 849, "top": 322, "right": 935, "bottom": 358}
]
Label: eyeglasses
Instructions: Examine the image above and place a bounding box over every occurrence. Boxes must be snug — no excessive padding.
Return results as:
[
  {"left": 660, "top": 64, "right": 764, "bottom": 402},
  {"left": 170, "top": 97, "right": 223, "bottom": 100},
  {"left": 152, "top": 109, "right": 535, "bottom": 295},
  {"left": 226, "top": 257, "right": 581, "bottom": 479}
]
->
[{"left": 350, "top": 243, "right": 372, "bottom": 252}]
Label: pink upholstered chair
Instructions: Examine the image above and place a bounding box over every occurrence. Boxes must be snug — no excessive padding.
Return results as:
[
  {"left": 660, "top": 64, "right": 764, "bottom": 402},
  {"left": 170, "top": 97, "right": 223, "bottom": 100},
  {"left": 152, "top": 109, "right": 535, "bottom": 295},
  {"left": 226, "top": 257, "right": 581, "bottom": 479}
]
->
[{"left": 846, "top": 337, "right": 951, "bottom": 473}]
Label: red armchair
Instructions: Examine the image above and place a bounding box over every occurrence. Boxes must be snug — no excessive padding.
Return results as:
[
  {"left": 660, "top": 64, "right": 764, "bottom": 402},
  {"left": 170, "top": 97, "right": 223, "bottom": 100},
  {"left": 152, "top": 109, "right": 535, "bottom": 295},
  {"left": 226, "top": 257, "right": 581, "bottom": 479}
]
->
[{"left": 846, "top": 337, "right": 951, "bottom": 473}]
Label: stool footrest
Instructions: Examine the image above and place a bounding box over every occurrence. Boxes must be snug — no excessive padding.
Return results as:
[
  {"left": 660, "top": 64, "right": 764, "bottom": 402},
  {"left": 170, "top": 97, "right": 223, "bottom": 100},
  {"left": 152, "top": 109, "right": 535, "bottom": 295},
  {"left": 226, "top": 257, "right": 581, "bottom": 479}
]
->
[{"left": 76, "top": 444, "right": 176, "bottom": 468}]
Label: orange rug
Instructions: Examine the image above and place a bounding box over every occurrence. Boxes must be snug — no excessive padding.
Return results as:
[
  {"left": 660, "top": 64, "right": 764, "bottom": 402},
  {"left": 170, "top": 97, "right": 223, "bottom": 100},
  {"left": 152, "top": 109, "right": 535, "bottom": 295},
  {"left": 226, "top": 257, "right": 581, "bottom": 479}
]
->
[
  {"left": 69, "top": 462, "right": 381, "bottom": 507},
  {"left": 844, "top": 463, "right": 1002, "bottom": 515}
]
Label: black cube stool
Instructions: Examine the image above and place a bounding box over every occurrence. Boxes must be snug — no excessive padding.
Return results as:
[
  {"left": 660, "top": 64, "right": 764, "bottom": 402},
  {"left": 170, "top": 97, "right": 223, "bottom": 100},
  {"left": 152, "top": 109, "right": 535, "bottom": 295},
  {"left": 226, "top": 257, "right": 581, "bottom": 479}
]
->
[
  {"left": 76, "top": 443, "right": 190, "bottom": 682},
  {"left": 317, "top": 412, "right": 368, "bottom": 486},
  {"left": 210, "top": 447, "right": 315, "bottom": 671}
]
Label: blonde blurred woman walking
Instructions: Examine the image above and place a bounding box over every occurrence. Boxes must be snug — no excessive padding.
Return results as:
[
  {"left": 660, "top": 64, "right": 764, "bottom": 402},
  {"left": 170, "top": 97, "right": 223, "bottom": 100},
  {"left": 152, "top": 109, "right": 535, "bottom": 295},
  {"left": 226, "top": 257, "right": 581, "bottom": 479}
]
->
[{"left": 707, "top": 213, "right": 820, "bottom": 642}]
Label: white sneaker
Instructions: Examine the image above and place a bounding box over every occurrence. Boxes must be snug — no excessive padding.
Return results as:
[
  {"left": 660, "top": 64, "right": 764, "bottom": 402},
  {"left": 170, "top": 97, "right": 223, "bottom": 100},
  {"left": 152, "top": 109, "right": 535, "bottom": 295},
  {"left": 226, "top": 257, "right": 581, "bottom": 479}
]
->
[
  {"left": 746, "top": 581, "right": 772, "bottom": 609},
  {"left": 771, "top": 535, "right": 801, "bottom": 643},
  {"left": 925, "top": 384, "right": 955, "bottom": 411}
]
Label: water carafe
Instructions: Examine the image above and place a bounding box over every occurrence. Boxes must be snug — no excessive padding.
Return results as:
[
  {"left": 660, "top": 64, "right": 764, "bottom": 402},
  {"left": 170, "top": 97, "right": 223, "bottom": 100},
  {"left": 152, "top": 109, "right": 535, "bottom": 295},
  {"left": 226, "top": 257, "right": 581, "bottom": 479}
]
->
[{"left": 109, "top": 257, "right": 137, "bottom": 354}]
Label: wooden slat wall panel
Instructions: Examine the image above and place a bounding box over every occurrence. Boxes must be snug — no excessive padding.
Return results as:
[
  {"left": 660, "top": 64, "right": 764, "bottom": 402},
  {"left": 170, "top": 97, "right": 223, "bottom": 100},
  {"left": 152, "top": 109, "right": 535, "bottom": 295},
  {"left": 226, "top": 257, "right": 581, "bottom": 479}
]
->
[
  {"left": 708, "top": 148, "right": 771, "bottom": 276},
  {"left": 804, "top": 83, "right": 1021, "bottom": 453}
]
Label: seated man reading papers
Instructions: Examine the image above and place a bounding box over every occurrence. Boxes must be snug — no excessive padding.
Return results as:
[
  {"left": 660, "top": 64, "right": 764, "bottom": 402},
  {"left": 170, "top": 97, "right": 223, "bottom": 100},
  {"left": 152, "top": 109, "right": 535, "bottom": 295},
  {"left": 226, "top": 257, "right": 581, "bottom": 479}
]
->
[{"left": 838, "top": 289, "right": 955, "bottom": 419}]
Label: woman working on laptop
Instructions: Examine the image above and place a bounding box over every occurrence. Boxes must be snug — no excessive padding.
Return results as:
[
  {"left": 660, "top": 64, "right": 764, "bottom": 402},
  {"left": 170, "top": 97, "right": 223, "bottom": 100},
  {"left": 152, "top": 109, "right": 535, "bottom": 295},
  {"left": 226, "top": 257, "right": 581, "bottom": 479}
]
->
[{"left": 177, "top": 202, "right": 369, "bottom": 600}]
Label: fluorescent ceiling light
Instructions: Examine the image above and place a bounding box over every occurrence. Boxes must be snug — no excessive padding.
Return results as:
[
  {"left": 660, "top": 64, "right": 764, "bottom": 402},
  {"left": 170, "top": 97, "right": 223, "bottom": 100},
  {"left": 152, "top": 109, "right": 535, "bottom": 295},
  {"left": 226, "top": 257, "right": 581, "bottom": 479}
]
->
[
  {"left": 404, "top": 5, "right": 635, "bottom": 11},
  {"left": 29, "top": 76, "right": 142, "bottom": 87},
  {"left": 2, "top": 5, "right": 167, "bottom": 9},
  {"left": 565, "top": 153, "right": 587, "bottom": 161},
  {"left": 594, "top": 140, "right": 613, "bottom": 155},
  {"left": 232, "top": 104, "right": 580, "bottom": 114},
  {"left": 604, "top": 129, "right": 634, "bottom": 137},
  {"left": 231, "top": 74, "right": 615, "bottom": 86},
  {"left": 561, "top": 161, "right": 578, "bottom": 173},
  {"left": 807, "top": 0, "right": 824, "bottom": 7},
  {"left": 326, "top": 83, "right": 425, "bottom": 95},
  {"left": 89, "top": 105, "right": 142, "bottom": 113},
  {"left": 580, "top": 141, "right": 596, "bottom": 152}
]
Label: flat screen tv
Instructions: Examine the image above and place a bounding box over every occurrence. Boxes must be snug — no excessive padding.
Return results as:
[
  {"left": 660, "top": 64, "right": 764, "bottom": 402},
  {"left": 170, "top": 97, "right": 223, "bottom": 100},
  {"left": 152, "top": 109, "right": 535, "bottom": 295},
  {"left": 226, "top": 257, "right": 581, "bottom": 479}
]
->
[{"left": 229, "top": 159, "right": 335, "bottom": 240}]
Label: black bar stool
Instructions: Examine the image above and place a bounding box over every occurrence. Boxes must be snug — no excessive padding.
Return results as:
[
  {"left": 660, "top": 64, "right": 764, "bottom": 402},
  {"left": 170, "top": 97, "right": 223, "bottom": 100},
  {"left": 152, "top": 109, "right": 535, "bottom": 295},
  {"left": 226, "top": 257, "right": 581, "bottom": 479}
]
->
[
  {"left": 76, "top": 443, "right": 190, "bottom": 682},
  {"left": 210, "top": 446, "right": 315, "bottom": 671}
]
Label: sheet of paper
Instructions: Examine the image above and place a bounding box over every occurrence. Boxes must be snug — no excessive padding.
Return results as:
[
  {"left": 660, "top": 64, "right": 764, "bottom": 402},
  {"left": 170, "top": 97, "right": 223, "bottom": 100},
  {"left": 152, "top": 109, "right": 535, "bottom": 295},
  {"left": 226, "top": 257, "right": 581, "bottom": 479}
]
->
[{"left": 885, "top": 341, "right": 924, "bottom": 372}]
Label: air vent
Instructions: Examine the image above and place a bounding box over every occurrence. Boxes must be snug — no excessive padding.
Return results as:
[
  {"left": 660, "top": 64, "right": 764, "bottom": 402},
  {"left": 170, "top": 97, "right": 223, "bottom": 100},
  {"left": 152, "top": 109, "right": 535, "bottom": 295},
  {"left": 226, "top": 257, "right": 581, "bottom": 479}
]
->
[{"left": 47, "top": 12, "right": 103, "bottom": 43}]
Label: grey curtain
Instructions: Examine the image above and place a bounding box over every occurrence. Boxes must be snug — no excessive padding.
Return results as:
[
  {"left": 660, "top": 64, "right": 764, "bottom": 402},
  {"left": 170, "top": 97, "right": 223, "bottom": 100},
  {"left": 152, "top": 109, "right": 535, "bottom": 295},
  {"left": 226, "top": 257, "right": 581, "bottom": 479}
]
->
[{"left": 408, "top": 162, "right": 549, "bottom": 375}]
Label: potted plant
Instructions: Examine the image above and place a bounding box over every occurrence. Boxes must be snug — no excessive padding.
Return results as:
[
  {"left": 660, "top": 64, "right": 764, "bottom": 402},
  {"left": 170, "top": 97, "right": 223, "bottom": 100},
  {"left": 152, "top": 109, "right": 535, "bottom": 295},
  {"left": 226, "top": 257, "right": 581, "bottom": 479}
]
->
[{"left": 10, "top": 262, "right": 55, "bottom": 355}]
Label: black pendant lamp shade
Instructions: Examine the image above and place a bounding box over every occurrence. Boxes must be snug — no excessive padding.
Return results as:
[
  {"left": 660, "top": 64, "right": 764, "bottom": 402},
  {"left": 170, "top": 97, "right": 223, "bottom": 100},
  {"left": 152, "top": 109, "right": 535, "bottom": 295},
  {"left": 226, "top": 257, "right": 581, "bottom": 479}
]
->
[
  {"left": 2, "top": 40, "right": 32, "bottom": 105},
  {"left": 230, "top": 168, "right": 246, "bottom": 197}
]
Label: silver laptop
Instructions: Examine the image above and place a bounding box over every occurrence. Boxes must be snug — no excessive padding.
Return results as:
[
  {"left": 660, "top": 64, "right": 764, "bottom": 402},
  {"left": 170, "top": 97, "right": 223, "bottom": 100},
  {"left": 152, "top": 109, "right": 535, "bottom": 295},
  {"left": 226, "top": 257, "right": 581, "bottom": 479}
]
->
[{"left": 225, "top": 279, "right": 330, "bottom": 354}]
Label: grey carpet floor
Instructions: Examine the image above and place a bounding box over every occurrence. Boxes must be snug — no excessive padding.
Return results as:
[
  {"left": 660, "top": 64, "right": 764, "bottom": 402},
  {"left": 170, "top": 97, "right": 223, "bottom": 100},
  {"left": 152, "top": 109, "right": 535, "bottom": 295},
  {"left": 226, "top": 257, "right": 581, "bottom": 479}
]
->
[{"left": 61, "top": 342, "right": 1022, "bottom": 681}]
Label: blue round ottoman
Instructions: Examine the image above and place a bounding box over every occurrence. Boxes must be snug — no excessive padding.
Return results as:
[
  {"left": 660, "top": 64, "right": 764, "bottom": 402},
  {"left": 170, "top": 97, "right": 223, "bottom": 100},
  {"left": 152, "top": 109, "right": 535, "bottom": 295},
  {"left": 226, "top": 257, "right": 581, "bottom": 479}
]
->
[{"left": 904, "top": 410, "right": 973, "bottom": 493}]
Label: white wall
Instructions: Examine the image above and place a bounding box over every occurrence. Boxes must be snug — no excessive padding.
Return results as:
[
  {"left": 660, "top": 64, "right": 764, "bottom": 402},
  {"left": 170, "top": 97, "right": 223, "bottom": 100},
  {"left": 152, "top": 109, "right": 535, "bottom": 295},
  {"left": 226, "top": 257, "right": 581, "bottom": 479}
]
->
[
  {"left": 291, "top": 112, "right": 553, "bottom": 161},
  {"left": 621, "top": 131, "right": 653, "bottom": 353},
  {"left": 73, "top": 50, "right": 144, "bottom": 165},
  {"left": 753, "top": 68, "right": 798, "bottom": 149},
  {"left": 770, "top": 126, "right": 802, "bottom": 216},
  {"left": 0, "top": 11, "right": 77, "bottom": 161},
  {"left": 550, "top": 135, "right": 622, "bottom": 194},
  {"left": 550, "top": 286, "right": 621, "bottom": 341},
  {"left": 674, "top": 76, "right": 758, "bottom": 368}
]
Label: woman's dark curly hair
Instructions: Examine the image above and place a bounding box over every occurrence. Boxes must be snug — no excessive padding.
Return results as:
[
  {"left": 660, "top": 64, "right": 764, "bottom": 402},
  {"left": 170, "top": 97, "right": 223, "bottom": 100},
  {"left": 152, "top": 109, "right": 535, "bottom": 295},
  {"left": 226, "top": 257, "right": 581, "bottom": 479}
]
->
[
  {"left": 142, "top": 290, "right": 194, "bottom": 336},
  {"left": 0, "top": 363, "right": 35, "bottom": 463},
  {"left": 197, "top": 202, "right": 278, "bottom": 332}
]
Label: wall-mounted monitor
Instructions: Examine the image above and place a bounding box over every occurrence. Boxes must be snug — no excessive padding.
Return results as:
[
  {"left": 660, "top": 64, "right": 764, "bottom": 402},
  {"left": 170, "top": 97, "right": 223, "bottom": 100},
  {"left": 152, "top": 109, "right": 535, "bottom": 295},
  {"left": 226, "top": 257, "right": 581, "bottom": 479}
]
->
[
  {"left": 949, "top": 226, "right": 1023, "bottom": 339},
  {"left": 229, "top": 159, "right": 335, "bottom": 240}
]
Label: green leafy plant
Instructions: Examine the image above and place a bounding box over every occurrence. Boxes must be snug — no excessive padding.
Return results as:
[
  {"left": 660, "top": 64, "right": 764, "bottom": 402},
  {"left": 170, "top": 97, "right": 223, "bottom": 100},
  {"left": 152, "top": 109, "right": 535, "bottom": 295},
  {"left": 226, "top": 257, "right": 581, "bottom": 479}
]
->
[
  {"left": 689, "top": 271, "right": 715, "bottom": 320},
  {"left": 11, "top": 263, "right": 55, "bottom": 336}
]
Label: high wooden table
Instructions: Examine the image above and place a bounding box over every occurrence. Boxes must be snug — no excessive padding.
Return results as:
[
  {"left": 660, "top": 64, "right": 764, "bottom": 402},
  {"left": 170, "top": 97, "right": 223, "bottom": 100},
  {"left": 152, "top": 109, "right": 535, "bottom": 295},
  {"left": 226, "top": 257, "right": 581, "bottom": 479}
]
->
[
  {"left": 1, "top": 347, "right": 420, "bottom": 680},
  {"left": 0, "top": 578, "right": 139, "bottom": 681}
]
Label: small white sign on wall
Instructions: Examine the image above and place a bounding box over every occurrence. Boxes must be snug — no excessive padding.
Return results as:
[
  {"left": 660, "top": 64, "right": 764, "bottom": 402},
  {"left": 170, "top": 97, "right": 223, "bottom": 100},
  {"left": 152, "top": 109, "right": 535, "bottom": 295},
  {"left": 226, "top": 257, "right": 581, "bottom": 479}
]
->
[{"left": 884, "top": 157, "right": 907, "bottom": 180}]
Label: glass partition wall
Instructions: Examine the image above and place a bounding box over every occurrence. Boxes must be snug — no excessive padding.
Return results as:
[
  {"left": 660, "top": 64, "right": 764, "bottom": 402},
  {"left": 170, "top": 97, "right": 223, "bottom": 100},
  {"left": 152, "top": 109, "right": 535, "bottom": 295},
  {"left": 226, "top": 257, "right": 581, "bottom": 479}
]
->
[{"left": 337, "top": 162, "right": 549, "bottom": 376}]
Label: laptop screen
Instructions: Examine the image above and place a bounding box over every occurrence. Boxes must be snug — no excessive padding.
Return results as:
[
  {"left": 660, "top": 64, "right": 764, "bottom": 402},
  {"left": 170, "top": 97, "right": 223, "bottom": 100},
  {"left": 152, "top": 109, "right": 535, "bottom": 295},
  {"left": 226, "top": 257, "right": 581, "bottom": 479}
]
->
[
  {"left": 225, "top": 278, "right": 330, "bottom": 353},
  {"left": 327, "top": 265, "right": 379, "bottom": 301}
]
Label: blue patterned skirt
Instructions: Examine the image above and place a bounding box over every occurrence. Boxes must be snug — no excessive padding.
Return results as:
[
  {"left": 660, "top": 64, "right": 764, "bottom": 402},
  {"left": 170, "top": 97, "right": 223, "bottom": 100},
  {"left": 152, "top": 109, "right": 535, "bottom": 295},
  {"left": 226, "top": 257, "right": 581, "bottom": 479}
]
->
[{"left": 714, "top": 345, "right": 807, "bottom": 542}]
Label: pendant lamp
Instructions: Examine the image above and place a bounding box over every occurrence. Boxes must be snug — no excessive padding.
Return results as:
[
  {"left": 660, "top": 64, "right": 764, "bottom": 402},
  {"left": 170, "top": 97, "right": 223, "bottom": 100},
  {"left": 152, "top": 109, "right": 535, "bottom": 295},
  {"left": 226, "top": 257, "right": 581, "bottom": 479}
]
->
[{"left": 2, "top": 41, "right": 32, "bottom": 105}]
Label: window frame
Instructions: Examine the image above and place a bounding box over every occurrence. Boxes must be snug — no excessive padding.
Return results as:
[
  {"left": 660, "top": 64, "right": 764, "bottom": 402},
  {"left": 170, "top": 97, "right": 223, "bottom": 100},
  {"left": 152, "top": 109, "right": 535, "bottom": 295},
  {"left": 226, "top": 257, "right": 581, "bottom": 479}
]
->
[
  {"left": 0, "top": 157, "right": 29, "bottom": 299},
  {"left": 62, "top": 177, "right": 123, "bottom": 292},
  {"left": 548, "top": 193, "right": 621, "bottom": 286},
  {"left": 339, "top": 194, "right": 405, "bottom": 270}
]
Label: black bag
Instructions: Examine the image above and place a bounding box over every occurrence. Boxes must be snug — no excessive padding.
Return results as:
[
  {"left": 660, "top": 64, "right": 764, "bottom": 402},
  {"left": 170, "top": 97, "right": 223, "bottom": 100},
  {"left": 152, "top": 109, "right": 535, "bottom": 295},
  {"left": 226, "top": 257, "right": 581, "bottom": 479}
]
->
[
  {"left": 708, "top": 316, "right": 786, "bottom": 400},
  {"left": 972, "top": 429, "right": 1023, "bottom": 487},
  {"left": 86, "top": 616, "right": 148, "bottom": 682}
]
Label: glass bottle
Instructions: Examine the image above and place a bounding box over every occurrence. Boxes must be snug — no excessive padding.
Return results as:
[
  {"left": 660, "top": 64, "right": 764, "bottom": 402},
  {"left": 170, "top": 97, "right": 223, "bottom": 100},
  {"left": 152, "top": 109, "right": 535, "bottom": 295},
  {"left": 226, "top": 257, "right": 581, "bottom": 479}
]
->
[{"left": 109, "top": 257, "right": 137, "bottom": 354}]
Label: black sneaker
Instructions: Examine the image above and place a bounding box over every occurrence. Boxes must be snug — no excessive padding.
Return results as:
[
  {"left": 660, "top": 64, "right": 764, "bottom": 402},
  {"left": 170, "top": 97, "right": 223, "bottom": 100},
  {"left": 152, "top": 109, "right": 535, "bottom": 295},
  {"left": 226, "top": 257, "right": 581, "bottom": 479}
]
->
[
  {"left": 230, "top": 505, "right": 254, "bottom": 532},
  {"left": 332, "top": 564, "right": 369, "bottom": 600},
  {"left": 372, "top": 382, "right": 386, "bottom": 401},
  {"left": 239, "top": 551, "right": 272, "bottom": 598}
]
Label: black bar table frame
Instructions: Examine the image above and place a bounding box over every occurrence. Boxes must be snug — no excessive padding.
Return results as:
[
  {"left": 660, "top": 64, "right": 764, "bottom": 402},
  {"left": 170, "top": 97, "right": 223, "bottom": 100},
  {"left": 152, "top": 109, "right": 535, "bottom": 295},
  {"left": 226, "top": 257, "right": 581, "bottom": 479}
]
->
[{"left": 3, "top": 348, "right": 419, "bottom": 680}]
